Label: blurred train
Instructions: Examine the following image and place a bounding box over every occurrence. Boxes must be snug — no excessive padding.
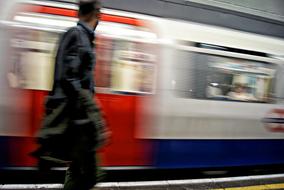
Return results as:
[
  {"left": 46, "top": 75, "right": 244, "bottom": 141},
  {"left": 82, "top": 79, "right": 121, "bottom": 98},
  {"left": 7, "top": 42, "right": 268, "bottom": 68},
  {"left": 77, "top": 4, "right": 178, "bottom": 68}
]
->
[{"left": 0, "top": 0, "right": 284, "bottom": 171}]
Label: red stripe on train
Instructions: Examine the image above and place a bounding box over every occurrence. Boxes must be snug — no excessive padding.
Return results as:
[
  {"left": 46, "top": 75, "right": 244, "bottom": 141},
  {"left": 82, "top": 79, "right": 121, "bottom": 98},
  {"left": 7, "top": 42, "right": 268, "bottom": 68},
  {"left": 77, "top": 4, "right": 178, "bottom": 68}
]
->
[{"left": 17, "top": 4, "right": 144, "bottom": 26}]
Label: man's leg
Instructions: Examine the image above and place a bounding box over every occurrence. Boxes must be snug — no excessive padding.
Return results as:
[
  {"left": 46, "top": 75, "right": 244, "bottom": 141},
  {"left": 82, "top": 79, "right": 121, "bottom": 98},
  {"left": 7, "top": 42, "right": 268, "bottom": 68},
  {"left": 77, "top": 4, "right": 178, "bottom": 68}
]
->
[
  {"left": 80, "top": 151, "right": 97, "bottom": 190},
  {"left": 63, "top": 163, "right": 82, "bottom": 190},
  {"left": 64, "top": 152, "right": 97, "bottom": 190}
]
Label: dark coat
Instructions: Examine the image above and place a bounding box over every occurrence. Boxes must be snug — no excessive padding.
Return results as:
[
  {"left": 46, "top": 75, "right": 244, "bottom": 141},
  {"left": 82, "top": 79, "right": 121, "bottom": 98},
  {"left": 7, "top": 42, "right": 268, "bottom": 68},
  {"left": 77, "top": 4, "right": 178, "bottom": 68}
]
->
[
  {"left": 51, "top": 21, "right": 96, "bottom": 99},
  {"left": 32, "top": 22, "right": 107, "bottom": 164}
]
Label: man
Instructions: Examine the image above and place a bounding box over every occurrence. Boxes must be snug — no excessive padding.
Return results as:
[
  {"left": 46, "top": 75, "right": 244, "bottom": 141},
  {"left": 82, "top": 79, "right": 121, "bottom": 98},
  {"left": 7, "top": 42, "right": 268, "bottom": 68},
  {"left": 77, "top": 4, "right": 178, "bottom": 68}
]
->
[{"left": 32, "top": 1, "right": 107, "bottom": 190}]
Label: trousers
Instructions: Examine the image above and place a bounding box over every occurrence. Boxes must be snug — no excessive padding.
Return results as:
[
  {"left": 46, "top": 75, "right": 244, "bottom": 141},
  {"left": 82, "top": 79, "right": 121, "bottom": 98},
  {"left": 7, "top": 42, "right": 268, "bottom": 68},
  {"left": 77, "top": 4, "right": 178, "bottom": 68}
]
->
[
  {"left": 63, "top": 151, "right": 97, "bottom": 190},
  {"left": 63, "top": 120, "right": 98, "bottom": 190}
]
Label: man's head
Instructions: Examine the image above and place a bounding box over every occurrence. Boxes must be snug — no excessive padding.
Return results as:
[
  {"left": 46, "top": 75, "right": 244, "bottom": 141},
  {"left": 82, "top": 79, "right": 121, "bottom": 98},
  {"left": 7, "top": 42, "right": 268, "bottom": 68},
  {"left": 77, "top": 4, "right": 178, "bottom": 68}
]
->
[{"left": 78, "top": 0, "right": 101, "bottom": 30}]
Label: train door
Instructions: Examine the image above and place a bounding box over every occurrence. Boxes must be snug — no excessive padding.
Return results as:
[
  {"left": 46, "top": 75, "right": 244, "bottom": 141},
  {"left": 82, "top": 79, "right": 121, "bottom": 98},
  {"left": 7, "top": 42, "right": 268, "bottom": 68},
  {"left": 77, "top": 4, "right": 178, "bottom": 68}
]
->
[{"left": 95, "top": 21, "right": 157, "bottom": 167}]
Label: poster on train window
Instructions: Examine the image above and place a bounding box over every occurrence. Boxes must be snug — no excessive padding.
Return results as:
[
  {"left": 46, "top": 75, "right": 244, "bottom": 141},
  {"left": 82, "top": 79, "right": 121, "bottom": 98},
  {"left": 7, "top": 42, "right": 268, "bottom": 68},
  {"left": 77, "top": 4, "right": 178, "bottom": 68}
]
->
[{"left": 111, "top": 50, "right": 156, "bottom": 94}]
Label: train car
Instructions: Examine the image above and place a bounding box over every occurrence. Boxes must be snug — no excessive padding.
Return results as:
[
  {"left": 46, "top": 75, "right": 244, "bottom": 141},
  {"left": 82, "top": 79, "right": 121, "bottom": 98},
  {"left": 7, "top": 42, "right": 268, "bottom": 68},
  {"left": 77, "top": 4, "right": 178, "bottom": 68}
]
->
[
  {"left": 140, "top": 18, "right": 284, "bottom": 168},
  {"left": 0, "top": 0, "right": 284, "bottom": 171}
]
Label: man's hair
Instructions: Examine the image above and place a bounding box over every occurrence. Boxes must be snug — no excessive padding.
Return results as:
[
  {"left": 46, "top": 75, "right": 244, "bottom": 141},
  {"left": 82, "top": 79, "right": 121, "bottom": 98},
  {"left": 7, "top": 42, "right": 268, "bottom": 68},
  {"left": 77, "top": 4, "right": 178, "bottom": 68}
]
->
[{"left": 78, "top": 0, "right": 101, "bottom": 17}]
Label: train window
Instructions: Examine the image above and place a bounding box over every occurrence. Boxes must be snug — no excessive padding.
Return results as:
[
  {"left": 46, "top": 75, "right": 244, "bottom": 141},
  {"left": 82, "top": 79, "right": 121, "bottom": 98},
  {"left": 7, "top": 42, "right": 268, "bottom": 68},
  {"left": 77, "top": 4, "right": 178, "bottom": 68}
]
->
[
  {"left": 110, "top": 41, "right": 156, "bottom": 94},
  {"left": 174, "top": 52, "right": 276, "bottom": 103},
  {"left": 8, "top": 29, "right": 58, "bottom": 91},
  {"left": 95, "top": 36, "right": 156, "bottom": 94},
  {"left": 274, "top": 64, "right": 284, "bottom": 100},
  {"left": 8, "top": 30, "right": 157, "bottom": 94}
]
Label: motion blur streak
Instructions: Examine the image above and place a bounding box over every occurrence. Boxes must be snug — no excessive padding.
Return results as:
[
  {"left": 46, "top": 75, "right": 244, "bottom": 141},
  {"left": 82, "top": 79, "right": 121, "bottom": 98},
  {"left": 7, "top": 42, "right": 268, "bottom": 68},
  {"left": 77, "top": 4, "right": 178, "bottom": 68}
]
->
[{"left": 0, "top": 0, "right": 284, "bottom": 172}]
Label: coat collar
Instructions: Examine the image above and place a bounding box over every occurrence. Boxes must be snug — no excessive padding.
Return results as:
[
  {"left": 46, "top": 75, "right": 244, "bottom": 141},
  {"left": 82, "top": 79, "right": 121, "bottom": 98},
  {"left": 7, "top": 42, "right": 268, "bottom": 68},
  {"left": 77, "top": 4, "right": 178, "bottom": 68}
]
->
[{"left": 77, "top": 21, "right": 95, "bottom": 41}]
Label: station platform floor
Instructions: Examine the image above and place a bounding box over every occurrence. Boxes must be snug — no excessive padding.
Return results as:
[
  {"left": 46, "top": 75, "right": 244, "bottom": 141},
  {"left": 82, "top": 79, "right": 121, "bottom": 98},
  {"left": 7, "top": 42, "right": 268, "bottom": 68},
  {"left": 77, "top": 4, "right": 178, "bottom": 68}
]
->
[{"left": 0, "top": 173, "right": 283, "bottom": 190}]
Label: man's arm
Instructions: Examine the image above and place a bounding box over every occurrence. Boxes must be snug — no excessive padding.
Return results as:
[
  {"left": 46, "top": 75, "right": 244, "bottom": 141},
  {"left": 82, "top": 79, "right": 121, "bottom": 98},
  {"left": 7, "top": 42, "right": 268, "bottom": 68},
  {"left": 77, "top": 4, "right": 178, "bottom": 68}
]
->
[{"left": 61, "top": 28, "right": 82, "bottom": 97}]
